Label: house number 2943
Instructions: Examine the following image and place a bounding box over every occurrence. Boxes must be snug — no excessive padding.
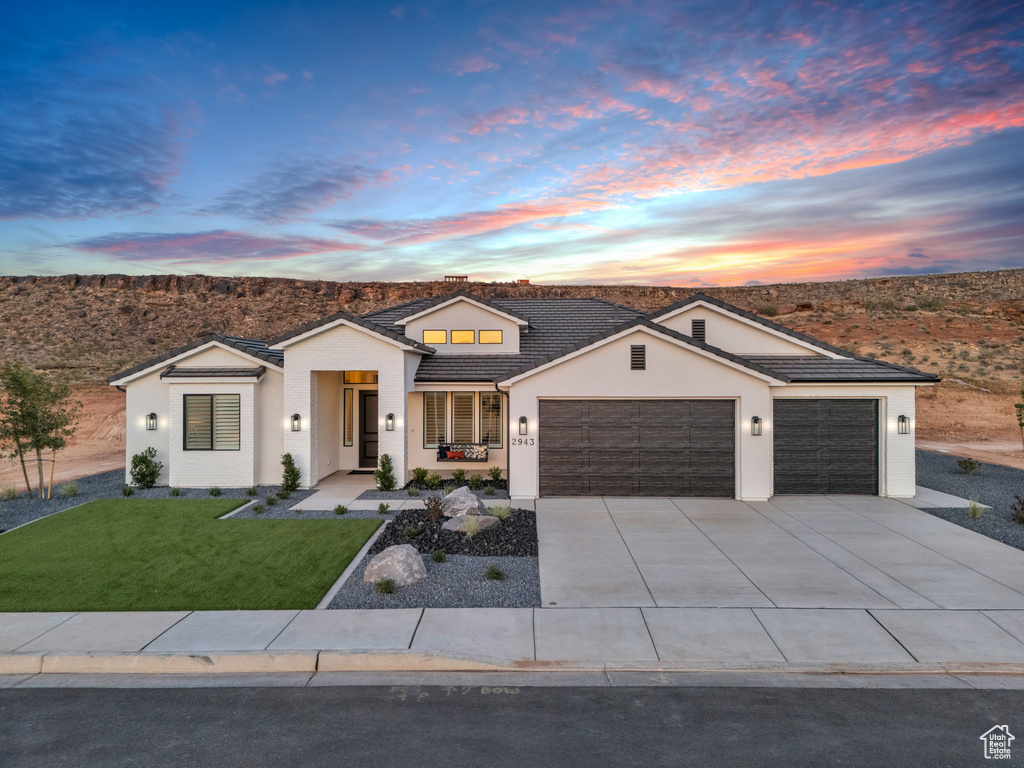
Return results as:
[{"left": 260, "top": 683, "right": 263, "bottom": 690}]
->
[{"left": 511, "top": 438, "right": 535, "bottom": 446}]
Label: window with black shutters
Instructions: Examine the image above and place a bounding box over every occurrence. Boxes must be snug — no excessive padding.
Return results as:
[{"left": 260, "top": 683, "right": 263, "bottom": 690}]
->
[
  {"left": 691, "top": 319, "right": 706, "bottom": 343},
  {"left": 630, "top": 344, "right": 646, "bottom": 370},
  {"left": 183, "top": 394, "right": 240, "bottom": 451}
]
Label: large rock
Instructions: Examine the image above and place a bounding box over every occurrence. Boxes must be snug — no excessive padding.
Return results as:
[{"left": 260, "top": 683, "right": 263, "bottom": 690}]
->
[
  {"left": 441, "top": 486, "right": 485, "bottom": 517},
  {"left": 441, "top": 515, "right": 500, "bottom": 533},
  {"left": 363, "top": 544, "right": 426, "bottom": 587}
]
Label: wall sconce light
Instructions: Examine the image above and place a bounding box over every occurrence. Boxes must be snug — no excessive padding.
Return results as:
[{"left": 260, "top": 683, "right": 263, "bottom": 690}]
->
[
  {"left": 385, "top": 413, "right": 395, "bottom": 431},
  {"left": 750, "top": 416, "right": 762, "bottom": 436},
  {"left": 897, "top": 415, "right": 910, "bottom": 434},
  {"left": 519, "top": 416, "right": 528, "bottom": 436},
  {"left": 146, "top": 413, "right": 158, "bottom": 431},
  {"left": 291, "top": 413, "right": 302, "bottom": 432}
]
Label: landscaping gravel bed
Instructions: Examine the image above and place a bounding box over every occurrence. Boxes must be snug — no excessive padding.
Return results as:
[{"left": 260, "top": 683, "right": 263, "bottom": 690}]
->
[
  {"left": 0, "top": 468, "right": 315, "bottom": 533},
  {"left": 327, "top": 554, "right": 540, "bottom": 609},
  {"left": 357, "top": 487, "right": 509, "bottom": 500},
  {"left": 916, "top": 449, "right": 1024, "bottom": 552},
  {"left": 368, "top": 507, "right": 537, "bottom": 557},
  {"left": 232, "top": 505, "right": 396, "bottom": 520}
]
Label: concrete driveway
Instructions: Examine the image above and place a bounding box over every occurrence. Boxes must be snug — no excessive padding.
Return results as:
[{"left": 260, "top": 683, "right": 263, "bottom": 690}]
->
[{"left": 537, "top": 495, "right": 1024, "bottom": 611}]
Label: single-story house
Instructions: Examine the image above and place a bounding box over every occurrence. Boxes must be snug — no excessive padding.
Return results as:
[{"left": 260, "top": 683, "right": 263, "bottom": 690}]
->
[{"left": 108, "top": 291, "right": 939, "bottom": 501}]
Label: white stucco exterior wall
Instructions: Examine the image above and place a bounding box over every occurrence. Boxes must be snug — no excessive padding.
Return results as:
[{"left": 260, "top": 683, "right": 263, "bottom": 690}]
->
[
  {"left": 655, "top": 305, "right": 821, "bottom": 355},
  {"left": 772, "top": 384, "right": 918, "bottom": 497},
  {"left": 123, "top": 374, "right": 170, "bottom": 485},
  {"left": 280, "top": 323, "right": 417, "bottom": 488},
  {"left": 402, "top": 303, "right": 520, "bottom": 354},
  {"left": 505, "top": 328, "right": 776, "bottom": 501}
]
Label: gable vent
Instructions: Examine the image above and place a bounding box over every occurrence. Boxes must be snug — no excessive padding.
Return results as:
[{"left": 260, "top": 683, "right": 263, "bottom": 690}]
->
[
  {"left": 691, "top": 319, "right": 706, "bottom": 343},
  {"left": 630, "top": 344, "right": 646, "bottom": 370}
]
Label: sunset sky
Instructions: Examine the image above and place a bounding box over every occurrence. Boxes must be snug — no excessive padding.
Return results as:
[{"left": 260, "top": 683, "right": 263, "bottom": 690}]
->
[{"left": 1, "top": 0, "right": 1023, "bottom": 286}]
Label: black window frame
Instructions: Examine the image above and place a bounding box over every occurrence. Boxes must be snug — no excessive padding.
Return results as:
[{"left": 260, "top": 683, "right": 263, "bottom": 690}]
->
[{"left": 183, "top": 394, "right": 241, "bottom": 452}]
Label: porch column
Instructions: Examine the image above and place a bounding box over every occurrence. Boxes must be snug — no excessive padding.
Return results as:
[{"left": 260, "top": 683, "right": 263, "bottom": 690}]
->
[{"left": 375, "top": 351, "right": 413, "bottom": 485}]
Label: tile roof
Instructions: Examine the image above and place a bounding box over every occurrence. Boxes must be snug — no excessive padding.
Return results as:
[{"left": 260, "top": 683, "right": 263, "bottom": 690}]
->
[
  {"left": 107, "top": 334, "right": 282, "bottom": 384},
  {"left": 267, "top": 309, "right": 433, "bottom": 352},
  {"left": 160, "top": 365, "right": 267, "bottom": 379},
  {"left": 739, "top": 355, "right": 940, "bottom": 383},
  {"left": 646, "top": 292, "right": 854, "bottom": 357}
]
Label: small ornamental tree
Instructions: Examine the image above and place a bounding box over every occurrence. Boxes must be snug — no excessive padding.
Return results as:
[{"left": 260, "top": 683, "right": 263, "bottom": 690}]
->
[
  {"left": 130, "top": 447, "right": 163, "bottom": 489},
  {"left": 374, "top": 452, "right": 397, "bottom": 491},
  {"left": 281, "top": 453, "right": 301, "bottom": 493},
  {"left": 1015, "top": 389, "right": 1024, "bottom": 451}
]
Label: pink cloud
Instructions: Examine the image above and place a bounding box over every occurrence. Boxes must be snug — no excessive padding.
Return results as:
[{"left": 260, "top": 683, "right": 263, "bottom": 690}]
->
[
  {"left": 263, "top": 68, "right": 289, "bottom": 87},
  {"left": 453, "top": 55, "right": 500, "bottom": 75}
]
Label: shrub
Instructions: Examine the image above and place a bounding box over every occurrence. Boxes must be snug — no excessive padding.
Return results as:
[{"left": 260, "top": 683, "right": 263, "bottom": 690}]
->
[
  {"left": 412, "top": 467, "right": 429, "bottom": 484},
  {"left": 488, "top": 466, "right": 502, "bottom": 482},
  {"left": 468, "top": 474, "right": 484, "bottom": 490},
  {"left": 375, "top": 578, "right": 396, "bottom": 594},
  {"left": 490, "top": 505, "right": 511, "bottom": 521},
  {"left": 374, "top": 453, "right": 397, "bottom": 492},
  {"left": 121, "top": 484, "right": 134, "bottom": 497},
  {"left": 294, "top": 508, "right": 303, "bottom": 515},
  {"left": 916, "top": 296, "right": 946, "bottom": 311},
  {"left": 378, "top": 502, "right": 391, "bottom": 515},
  {"left": 756, "top": 302, "right": 778, "bottom": 317},
  {"left": 403, "top": 525, "right": 422, "bottom": 539},
  {"left": 169, "top": 487, "right": 181, "bottom": 497},
  {"left": 968, "top": 499, "right": 984, "bottom": 520},
  {"left": 281, "top": 453, "right": 301, "bottom": 493},
  {"left": 432, "top": 549, "right": 447, "bottom": 563},
  {"left": 958, "top": 458, "right": 980, "bottom": 475},
  {"left": 407, "top": 486, "right": 419, "bottom": 497},
  {"left": 334, "top": 505, "right": 348, "bottom": 515},
  {"left": 266, "top": 496, "right": 278, "bottom": 506},
  {"left": 209, "top": 487, "right": 221, "bottom": 497},
  {"left": 1011, "top": 496, "right": 1024, "bottom": 525},
  {"left": 129, "top": 447, "right": 162, "bottom": 489},
  {"left": 484, "top": 485, "right": 496, "bottom": 497},
  {"left": 424, "top": 496, "right": 443, "bottom": 523},
  {"left": 252, "top": 503, "right": 265, "bottom": 514},
  {"left": 425, "top": 472, "right": 442, "bottom": 490},
  {"left": 0, "top": 485, "right": 17, "bottom": 501},
  {"left": 484, "top": 565, "right": 505, "bottom": 581},
  {"left": 463, "top": 515, "right": 480, "bottom": 538},
  {"left": 246, "top": 486, "right": 258, "bottom": 497},
  {"left": 443, "top": 484, "right": 456, "bottom": 496},
  {"left": 452, "top": 468, "right": 466, "bottom": 484},
  {"left": 277, "top": 490, "right": 291, "bottom": 500},
  {"left": 57, "top": 480, "right": 78, "bottom": 497}
]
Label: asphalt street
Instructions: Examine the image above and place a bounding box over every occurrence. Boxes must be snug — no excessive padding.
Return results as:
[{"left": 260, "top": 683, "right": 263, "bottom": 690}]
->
[{"left": 1, "top": 685, "right": 1018, "bottom": 766}]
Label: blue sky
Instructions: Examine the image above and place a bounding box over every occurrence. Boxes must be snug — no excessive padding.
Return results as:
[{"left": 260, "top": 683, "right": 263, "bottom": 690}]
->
[{"left": 1, "top": 0, "right": 1023, "bottom": 285}]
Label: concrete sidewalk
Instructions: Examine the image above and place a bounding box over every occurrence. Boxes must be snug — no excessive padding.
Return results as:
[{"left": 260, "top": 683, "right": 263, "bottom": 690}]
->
[{"left": 4, "top": 607, "right": 1024, "bottom": 679}]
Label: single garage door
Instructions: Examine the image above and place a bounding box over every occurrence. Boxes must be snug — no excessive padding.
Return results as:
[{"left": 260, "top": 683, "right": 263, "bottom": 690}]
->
[
  {"left": 538, "top": 399, "right": 735, "bottom": 497},
  {"left": 773, "top": 399, "right": 879, "bottom": 494}
]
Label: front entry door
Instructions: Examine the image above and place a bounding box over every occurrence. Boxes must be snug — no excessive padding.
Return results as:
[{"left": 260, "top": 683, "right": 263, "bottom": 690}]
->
[{"left": 359, "top": 391, "right": 379, "bottom": 468}]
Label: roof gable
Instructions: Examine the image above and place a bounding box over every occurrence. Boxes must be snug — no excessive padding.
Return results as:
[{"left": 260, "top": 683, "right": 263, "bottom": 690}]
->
[
  {"left": 647, "top": 293, "right": 849, "bottom": 358},
  {"left": 268, "top": 310, "right": 434, "bottom": 352},
  {"left": 392, "top": 292, "right": 530, "bottom": 327}
]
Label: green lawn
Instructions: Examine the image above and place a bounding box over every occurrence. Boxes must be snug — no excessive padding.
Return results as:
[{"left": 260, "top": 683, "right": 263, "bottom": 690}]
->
[{"left": 0, "top": 500, "right": 381, "bottom": 611}]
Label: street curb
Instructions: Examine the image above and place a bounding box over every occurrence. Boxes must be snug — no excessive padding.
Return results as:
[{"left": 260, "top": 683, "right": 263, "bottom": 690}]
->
[
  {"left": 37, "top": 652, "right": 318, "bottom": 675},
  {"left": 0, "top": 655, "right": 43, "bottom": 674}
]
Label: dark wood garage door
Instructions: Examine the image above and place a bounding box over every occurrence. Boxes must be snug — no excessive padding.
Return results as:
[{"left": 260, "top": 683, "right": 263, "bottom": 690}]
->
[
  {"left": 538, "top": 399, "right": 735, "bottom": 497},
  {"left": 773, "top": 399, "right": 879, "bottom": 495}
]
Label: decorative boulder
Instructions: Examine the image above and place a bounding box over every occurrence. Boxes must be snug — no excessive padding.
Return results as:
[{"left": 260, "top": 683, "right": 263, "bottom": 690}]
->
[
  {"left": 441, "top": 486, "right": 485, "bottom": 517},
  {"left": 441, "top": 515, "right": 500, "bottom": 533},
  {"left": 363, "top": 544, "right": 427, "bottom": 587}
]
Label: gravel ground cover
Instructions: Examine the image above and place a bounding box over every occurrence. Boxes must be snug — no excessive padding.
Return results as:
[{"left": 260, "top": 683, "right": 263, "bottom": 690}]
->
[
  {"left": 357, "top": 487, "right": 509, "bottom": 500},
  {"left": 327, "top": 554, "right": 539, "bottom": 609},
  {"left": 368, "top": 507, "right": 537, "bottom": 557},
  {"left": 0, "top": 469, "right": 315, "bottom": 533},
  {"left": 916, "top": 449, "right": 1024, "bottom": 551}
]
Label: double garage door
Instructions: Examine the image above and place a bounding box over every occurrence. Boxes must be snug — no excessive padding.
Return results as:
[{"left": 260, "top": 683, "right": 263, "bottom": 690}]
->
[
  {"left": 538, "top": 397, "right": 880, "bottom": 498},
  {"left": 538, "top": 399, "right": 735, "bottom": 497}
]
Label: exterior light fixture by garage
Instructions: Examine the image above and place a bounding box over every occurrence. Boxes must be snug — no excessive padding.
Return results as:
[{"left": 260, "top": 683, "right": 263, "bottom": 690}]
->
[
  {"left": 146, "top": 412, "right": 158, "bottom": 431},
  {"left": 385, "top": 413, "right": 395, "bottom": 431},
  {"left": 291, "top": 413, "right": 302, "bottom": 432},
  {"left": 519, "top": 416, "right": 528, "bottom": 435},
  {"left": 897, "top": 415, "right": 910, "bottom": 434},
  {"left": 750, "top": 416, "right": 762, "bottom": 436}
]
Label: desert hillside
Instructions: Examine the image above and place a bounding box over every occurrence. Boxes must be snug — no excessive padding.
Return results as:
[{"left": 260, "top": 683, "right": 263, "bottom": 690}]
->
[{"left": 0, "top": 269, "right": 1022, "bottom": 485}]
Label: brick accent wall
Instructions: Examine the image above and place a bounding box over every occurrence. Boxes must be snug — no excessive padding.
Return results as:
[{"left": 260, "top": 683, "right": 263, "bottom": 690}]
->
[{"left": 167, "top": 382, "right": 256, "bottom": 487}]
